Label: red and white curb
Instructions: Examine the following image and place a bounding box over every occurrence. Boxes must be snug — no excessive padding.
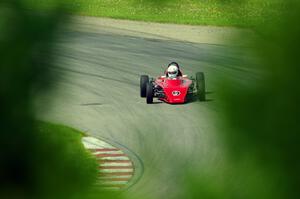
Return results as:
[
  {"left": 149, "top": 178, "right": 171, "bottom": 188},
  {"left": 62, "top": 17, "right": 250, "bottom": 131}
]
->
[{"left": 82, "top": 137, "right": 135, "bottom": 190}]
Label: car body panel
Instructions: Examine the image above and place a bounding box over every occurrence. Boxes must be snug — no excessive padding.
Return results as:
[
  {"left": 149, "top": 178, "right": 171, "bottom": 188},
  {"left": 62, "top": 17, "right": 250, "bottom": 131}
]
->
[{"left": 155, "top": 76, "right": 193, "bottom": 104}]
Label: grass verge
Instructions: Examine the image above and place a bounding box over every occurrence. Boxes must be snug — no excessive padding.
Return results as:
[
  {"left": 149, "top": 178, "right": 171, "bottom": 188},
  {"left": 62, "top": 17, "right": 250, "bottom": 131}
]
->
[
  {"left": 25, "top": 0, "right": 285, "bottom": 27},
  {"left": 34, "top": 121, "right": 98, "bottom": 198}
]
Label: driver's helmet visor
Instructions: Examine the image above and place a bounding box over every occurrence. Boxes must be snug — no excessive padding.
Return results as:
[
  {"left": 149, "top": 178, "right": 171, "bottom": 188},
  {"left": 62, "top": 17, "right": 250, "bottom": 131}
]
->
[{"left": 168, "top": 71, "right": 177, "bottom": 75}]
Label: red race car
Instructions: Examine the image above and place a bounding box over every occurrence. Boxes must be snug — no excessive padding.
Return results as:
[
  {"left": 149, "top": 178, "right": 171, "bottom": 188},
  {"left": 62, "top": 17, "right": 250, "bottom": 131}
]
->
[{"left": 140, "top": 70, "right": 206, "bottom": 104}]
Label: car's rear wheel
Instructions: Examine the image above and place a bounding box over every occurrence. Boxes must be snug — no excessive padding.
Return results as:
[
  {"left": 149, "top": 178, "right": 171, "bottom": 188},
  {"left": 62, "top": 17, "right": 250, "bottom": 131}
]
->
[
  {"left": 146, "top": 82, "right": 153, "bottom": 104},
  {"left": 196, "top": 72, "right": 206, "bottom": 101},
  {"left": 140, "top": 75, "right": 149, "bottom": 97}
]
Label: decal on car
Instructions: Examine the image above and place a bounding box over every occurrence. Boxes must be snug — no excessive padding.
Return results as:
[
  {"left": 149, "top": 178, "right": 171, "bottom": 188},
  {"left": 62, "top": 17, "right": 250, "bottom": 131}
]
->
[{"left": 172, "top": 91, "right": 181, "bottom": 96}]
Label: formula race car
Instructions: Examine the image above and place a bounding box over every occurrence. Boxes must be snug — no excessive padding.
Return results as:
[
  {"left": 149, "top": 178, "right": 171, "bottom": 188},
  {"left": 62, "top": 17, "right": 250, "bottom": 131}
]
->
[{"left": 140, "top": 71, "right": 206, "bottom": 104}]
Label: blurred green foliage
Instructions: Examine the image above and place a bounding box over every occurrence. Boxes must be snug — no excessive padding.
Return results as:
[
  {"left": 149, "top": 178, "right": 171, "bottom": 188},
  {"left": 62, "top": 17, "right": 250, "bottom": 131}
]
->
[
  {"left": 0, "top": 1, "right": 99, "bottom": 199},
  {"left": 211, "top": 1, "right": 300, "bottom": 199}
]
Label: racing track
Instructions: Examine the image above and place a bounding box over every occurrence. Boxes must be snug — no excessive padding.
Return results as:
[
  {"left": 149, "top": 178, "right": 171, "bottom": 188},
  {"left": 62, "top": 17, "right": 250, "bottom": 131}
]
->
[{"left": 36, "top": 17, "right": 259, "bottom": 199}]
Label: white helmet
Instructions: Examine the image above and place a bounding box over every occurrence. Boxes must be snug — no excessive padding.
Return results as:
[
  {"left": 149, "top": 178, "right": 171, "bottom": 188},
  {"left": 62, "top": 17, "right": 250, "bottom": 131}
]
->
[{"left": 167, "top": 64, "right": 179, "bottom": 78}]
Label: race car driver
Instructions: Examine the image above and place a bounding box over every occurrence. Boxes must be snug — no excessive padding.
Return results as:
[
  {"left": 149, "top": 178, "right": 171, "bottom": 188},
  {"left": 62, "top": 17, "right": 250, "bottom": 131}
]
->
[{"left": 166, "top": 62, "right": 182, "bottom": 78}]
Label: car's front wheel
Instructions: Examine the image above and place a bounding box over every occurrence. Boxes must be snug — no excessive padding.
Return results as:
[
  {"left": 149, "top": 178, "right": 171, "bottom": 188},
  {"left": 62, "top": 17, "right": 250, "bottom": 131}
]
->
[
  {"left": 146, "top": 82, "right": 154, "bottom": 104},
  {"left": 140, "top": 75, "right": 149, "bottom": 97},
  {"left": 196, "top": 72, "right": 206, "bottom": 101}
]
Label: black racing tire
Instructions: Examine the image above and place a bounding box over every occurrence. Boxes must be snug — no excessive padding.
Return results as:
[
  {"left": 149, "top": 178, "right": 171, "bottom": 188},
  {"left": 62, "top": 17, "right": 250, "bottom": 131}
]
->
[
  {"left": 140, "top": 75, "right": 149, "bottom": 97},
  {"left": 146, "top": 82, "right": 153, "bottom": 104},
  {"left": 196, "top": 72, "right": 206, "bottom": 101}
]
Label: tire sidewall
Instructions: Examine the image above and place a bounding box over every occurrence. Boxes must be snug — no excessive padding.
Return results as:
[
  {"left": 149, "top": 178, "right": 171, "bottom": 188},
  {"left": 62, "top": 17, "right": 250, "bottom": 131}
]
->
[
  {"left": 146, "top": 82, "right": 153, "bottom": 104},
  {"left": 140, "top": 75, "right": 149, "bottom": 97},
  {"left": 196, "top": 72, "right": 206, "bottom": 101}
]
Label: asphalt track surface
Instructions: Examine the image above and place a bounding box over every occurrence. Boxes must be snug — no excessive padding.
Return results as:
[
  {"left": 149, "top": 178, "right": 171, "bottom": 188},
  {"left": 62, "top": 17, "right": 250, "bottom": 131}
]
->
[{"left": 36, "top": 17, "right": 259, "bottom": 199}]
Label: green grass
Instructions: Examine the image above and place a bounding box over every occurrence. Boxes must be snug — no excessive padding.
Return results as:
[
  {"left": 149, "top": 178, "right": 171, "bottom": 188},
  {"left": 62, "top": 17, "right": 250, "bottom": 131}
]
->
[
  {"left": 26, "top": 0, "right": 285, "bottom": 27},
  {"left": 34, "top": 121, "right": 98, "bottom": 198}
]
